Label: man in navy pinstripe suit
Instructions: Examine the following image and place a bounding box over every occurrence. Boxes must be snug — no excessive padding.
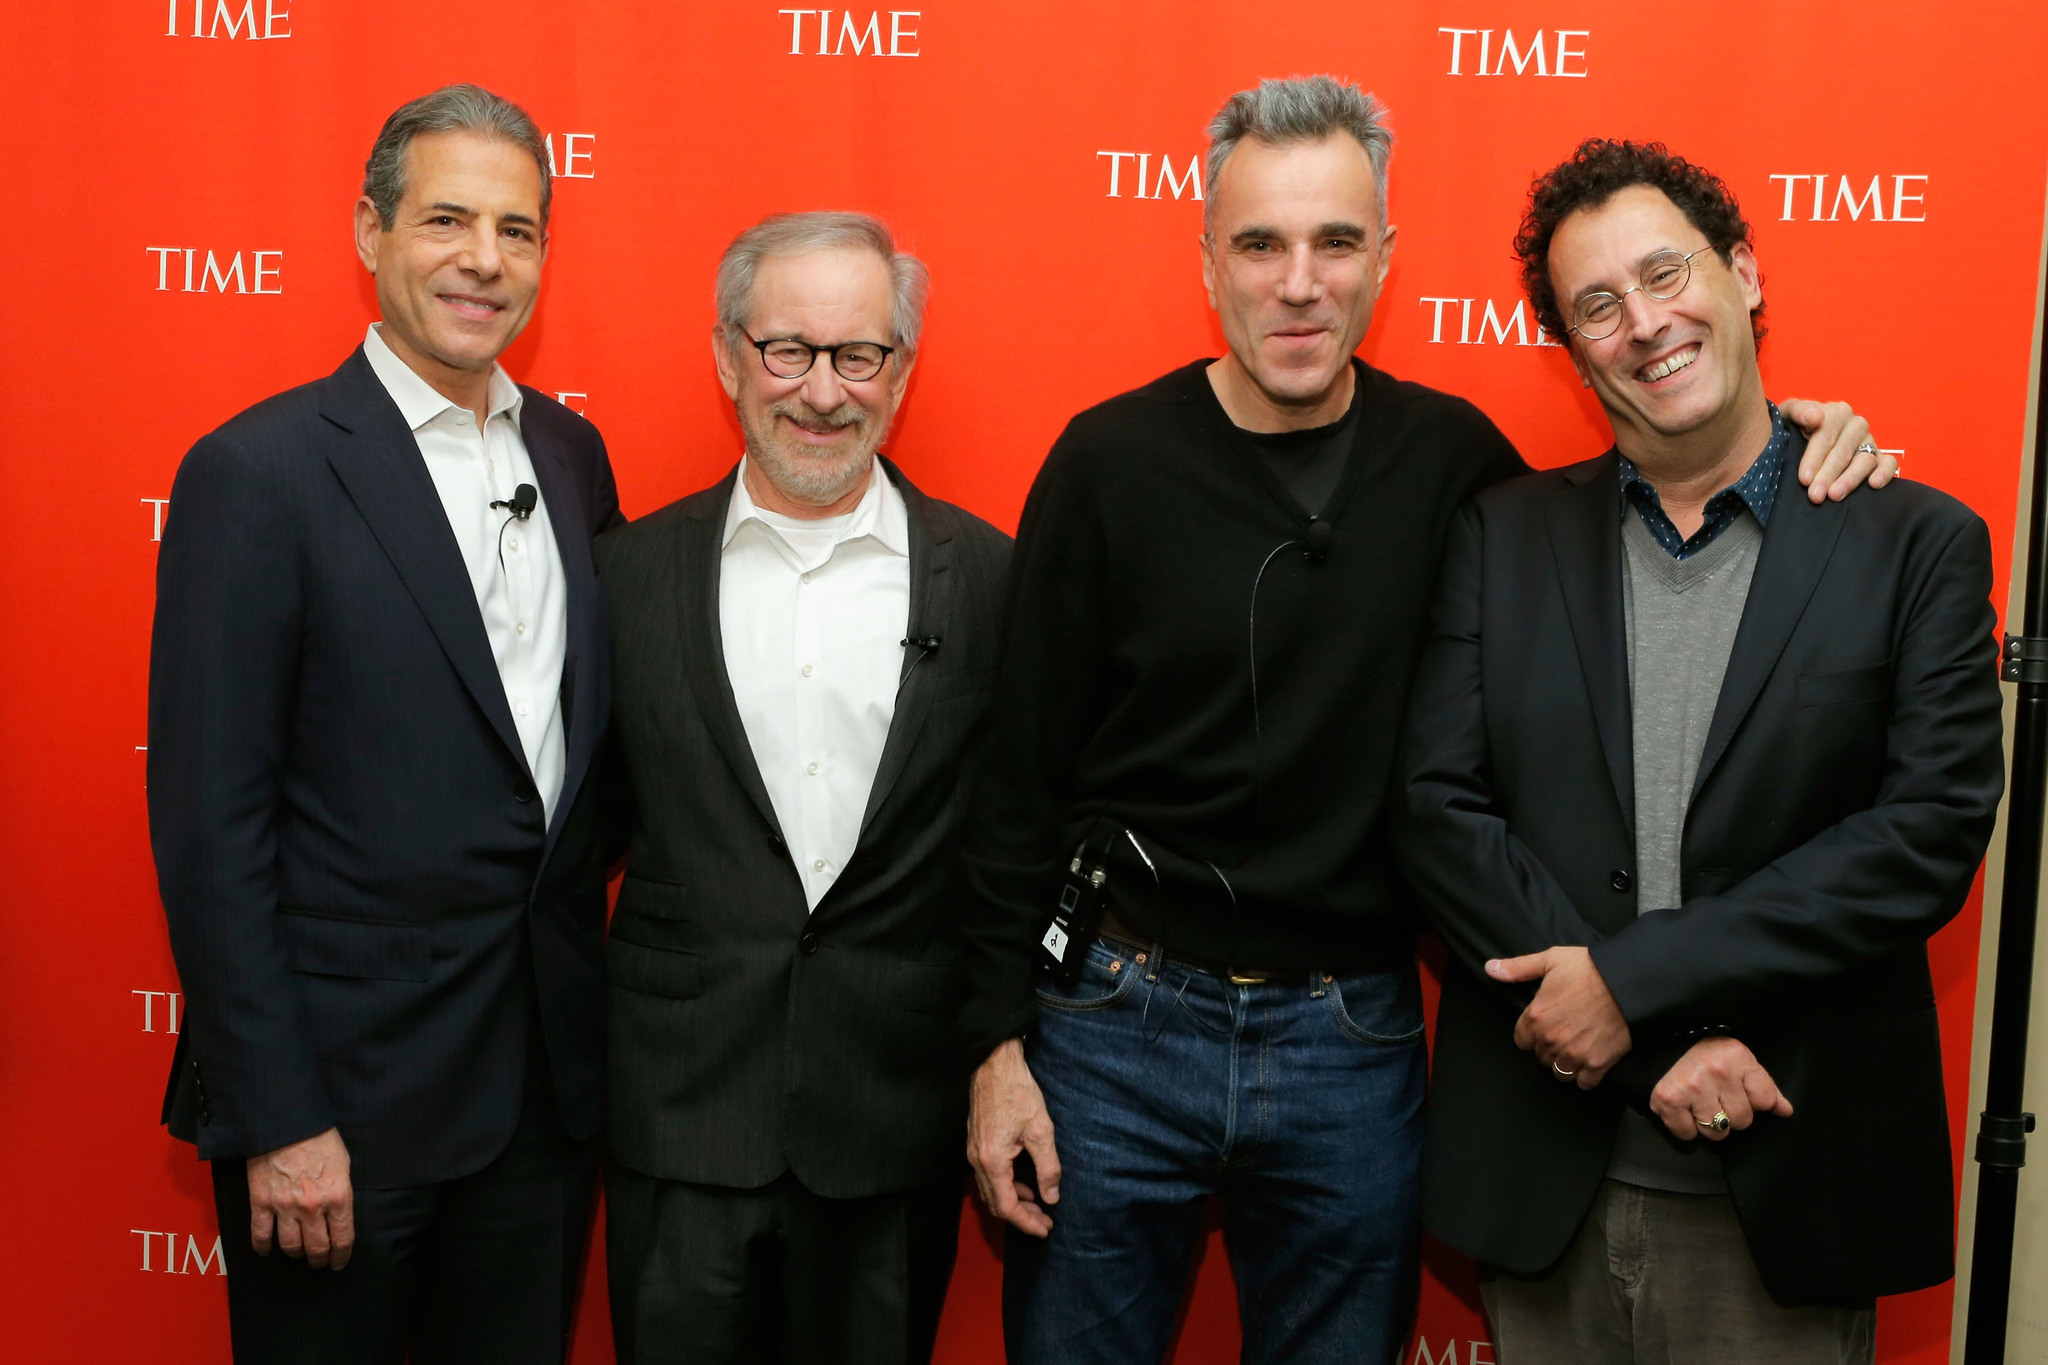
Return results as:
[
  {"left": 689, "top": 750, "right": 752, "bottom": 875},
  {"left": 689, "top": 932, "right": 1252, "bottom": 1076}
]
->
[{"left": 147, "top": 85, "right": 621, "bottom": 1362}]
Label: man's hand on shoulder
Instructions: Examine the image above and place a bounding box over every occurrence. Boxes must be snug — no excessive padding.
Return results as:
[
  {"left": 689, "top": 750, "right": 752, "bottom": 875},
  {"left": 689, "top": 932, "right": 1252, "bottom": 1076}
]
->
[
  {"left": 967, "top": 1038, "right": 1061, "bottom": 1239},
  {"left": 247, "top": 1127, "right": 354, "bottom": 1270},
  {"left": 1650, "top": 1036, "right": 1793, "bottom": 1140},
  {"left": 1777, "top": 398, "right": 1899, "bottom": 503},
  {"left": 1489, "top": 946, "right": 1631, "bottom": 1087}
]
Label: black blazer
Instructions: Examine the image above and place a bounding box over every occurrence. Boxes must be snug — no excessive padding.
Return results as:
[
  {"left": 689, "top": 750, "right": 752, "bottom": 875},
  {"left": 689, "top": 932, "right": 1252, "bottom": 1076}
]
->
[
  {"left": 596, "top": 459, "right": 1011, "bottom": 1199},
  {"left": 1397, "top": 443, "right": 2004, "bottom": 1306},
  {"left": 148, "top": 348, "right": 623, "bottom": 1188}
]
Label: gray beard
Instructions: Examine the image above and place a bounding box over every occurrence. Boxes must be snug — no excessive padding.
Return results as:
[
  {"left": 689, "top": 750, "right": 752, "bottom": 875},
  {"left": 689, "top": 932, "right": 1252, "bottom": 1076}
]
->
[{"left": 738, "top": 398, "right": 878, "bottom": 507}]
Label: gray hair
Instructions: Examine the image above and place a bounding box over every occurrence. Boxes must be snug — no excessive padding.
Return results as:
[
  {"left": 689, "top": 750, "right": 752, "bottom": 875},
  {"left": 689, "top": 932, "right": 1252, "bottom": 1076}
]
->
[
  {"left": 715, "top": 212, "right": 931, "bottom": 356},
  {"left": 1204, "top": 76, "right": 1394, "bottom": 233},
  {"left": 362, "top": 84, "right": 552, "bottom": 230}
]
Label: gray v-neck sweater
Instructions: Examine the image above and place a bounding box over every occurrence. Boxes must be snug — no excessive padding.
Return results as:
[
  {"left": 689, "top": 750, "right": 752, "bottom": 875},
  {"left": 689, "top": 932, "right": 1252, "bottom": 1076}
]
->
[{"left": 1609, "top": 507, "right": 1761, "bottom": 1193}]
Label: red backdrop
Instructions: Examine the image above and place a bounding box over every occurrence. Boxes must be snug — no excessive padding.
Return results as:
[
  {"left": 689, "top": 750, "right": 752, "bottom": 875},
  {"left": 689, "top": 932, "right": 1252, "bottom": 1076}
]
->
[{"left": 4, "top": 2, "right": 2046, "bottom": 1360}]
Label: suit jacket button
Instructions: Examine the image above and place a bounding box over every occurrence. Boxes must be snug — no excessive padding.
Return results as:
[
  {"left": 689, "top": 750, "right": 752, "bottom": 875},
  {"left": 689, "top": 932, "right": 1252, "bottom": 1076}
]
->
[
  {"left": 767, "top": 830, "right": 787, "bottom": 853},
  {"left": 514, "top": 780, "right": 538, "bottom": 804},
  {"left": 798, "top": 932, "right": 819, "bottom": 956},
  {"left": 1610, "top": 869, "right": 1632, "bottom": 892}
]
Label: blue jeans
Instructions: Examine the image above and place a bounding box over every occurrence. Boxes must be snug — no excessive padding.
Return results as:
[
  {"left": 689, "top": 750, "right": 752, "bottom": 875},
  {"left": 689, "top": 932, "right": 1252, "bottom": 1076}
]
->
[{"left": 1004, "top": 936, "right": 1427, "bottom": 1365}]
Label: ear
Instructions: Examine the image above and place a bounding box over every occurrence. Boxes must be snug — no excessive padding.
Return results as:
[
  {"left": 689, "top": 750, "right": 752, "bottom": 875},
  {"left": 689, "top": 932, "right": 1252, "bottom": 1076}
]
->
[
  {"left": 1728, "top": 241, "right": 1763, "bottom": 311},
  {"left": 712, "top": 325, "right": 742, "bottom": 401},
  {"left": 353, "top": 196, "right": 384, "bottom": 274},
  {"left": 888, "top": 346, "right": 917, "bottom": 401},
  {"left": 1198, "top": 232, "right": 1219, "bottom": 311},
  {"left": 1373, "top": 223, "right": 1397, "bottom": 289},
  {"left": 1567, "top": 340, "right": 1594, "bottom": 389}
]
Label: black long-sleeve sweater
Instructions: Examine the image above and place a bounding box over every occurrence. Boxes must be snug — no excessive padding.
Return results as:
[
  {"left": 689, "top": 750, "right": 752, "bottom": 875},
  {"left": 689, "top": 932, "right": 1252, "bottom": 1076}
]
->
[{"left": 959, "top": 359, "right": 1528, "bottom": 1059}]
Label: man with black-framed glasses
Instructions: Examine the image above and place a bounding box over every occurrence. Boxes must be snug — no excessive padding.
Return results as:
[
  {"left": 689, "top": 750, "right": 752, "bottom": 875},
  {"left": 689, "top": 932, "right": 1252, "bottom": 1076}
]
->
[
  {"left": 1398, "top": 139, "right": 2003, "bottom": 1362},
  {"left": 595, "top": 210, "right": 1010, "bottom": 1364}
]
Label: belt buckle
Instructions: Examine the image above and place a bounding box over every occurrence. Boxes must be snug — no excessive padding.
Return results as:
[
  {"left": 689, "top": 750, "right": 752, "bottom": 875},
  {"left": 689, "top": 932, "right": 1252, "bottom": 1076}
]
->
[{"left": 1227, "top": 968, "right": 1273, "bottom": 986}]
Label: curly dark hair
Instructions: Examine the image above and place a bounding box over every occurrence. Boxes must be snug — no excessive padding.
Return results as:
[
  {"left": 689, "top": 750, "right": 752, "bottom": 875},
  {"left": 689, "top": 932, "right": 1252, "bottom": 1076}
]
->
[{"left": 1515, "top": 138, "right": 1764, "bottom": 348}]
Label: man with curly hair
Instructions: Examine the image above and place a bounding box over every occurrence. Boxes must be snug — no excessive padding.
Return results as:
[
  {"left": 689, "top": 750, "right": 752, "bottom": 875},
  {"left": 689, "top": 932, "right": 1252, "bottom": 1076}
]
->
[{"left": 1398, "top": 139, "right": 2005, "bottom": 1362}]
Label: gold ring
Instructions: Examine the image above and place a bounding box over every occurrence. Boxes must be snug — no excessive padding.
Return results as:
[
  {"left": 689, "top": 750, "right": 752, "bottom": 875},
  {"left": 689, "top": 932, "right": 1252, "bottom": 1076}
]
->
[
  {"left": 1696, "top": 1110, "right": 1731, "bottom": 1134},
  {"left": 1552, "top": 1062, "right": 1576, "bottom": 1080}
]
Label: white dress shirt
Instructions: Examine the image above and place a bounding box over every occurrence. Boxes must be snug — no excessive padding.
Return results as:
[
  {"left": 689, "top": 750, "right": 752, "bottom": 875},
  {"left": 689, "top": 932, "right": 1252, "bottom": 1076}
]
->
[
  {"left": 720, "top": 459, "right": 911, "bottom": 909},
  {"left": 362, "top": 324, "right": 569, "bottom": 825}
]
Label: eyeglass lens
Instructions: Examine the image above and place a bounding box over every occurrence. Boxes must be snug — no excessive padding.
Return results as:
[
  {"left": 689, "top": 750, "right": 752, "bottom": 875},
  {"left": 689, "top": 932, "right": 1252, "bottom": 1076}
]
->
[
  {"left": 760, "top": 340, "right": 889, "bottom": 381},
  {"left": 1572, "top": 250, "right": 1695, "bottom": 340}
]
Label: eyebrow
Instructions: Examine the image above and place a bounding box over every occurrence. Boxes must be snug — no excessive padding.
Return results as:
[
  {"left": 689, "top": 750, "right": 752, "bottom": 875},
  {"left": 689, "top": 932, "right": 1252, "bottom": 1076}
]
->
[
  {"left": 1574, "top": 244, "right": 1701, "bottom": 299},
  {"left": 1228, "top": 221, "right": 1369, "bottom": 247},
  {"left": 423, "top": 202, "right": 539, "bottom": 228}
]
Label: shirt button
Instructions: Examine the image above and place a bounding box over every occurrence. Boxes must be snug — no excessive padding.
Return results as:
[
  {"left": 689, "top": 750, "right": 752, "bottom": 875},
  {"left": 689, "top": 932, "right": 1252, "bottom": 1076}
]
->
[
  {"left": 516, "top": 622, "right": 528, "bottom": 636},
  {"left": 800, "top": 572, "right": 812, "bottom": 584},
  {"left": 813, "top": 859, "right": 826, "bottom": 872},
  {"left": 801, "top": 664, "right": 814, "bottom": 677},
  {"left": 507, "top": 538, "right": 520, "bottom": 552},
  {"left": 516, "top": 701, "right": 530, "bottom": 718},
  {"left": 455, "top": 412, "right": 472, "bottom": 425},
  {"left": 806, "top": 761, "right": 820, "bottom": 776}
]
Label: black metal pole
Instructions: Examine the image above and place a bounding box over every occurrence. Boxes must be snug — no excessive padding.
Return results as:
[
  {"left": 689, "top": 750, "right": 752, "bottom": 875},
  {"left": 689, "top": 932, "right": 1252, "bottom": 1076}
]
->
[{"left": 1962, "top": 217, "right": 2048, "bottom": 1365}]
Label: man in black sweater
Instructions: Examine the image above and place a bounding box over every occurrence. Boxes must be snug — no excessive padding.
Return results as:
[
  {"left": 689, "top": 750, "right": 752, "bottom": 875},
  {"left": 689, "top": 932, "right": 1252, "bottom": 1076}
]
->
[{"left": 960, "top": 77, "right": 1894, "bottom": 1364}]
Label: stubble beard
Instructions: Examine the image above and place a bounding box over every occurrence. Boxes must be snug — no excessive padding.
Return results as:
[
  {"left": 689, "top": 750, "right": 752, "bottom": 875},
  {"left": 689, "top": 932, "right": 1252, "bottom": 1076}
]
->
[{"left": 740, "top": 396, "right": 878, "bottom": 508}]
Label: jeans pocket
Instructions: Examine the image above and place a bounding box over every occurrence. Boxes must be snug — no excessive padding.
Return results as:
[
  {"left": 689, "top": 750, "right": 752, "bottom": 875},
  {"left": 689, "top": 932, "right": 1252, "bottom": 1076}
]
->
[
  {"left": 1035, "top": 940, "right": 1141, "bottom": 1012},
  {"left": 1325, "top": 970, "right": 1425, "bottom": 1045}
]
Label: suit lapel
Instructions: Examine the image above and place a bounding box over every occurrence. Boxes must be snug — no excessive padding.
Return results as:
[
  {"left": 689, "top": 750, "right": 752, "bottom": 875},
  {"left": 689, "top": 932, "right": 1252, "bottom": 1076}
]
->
[
  {"left": 1547, "top": 454, "right": 1635, "bottom": 833},
  {"left": 857, "top": 459, "right": 952, "bottom": 837},
  {"left": 1692, "top": 442, "right": 1848, "bottom": 800},
  {"left": 678, "top": 471, "right": 785, "bottom": 839},
  {"left": 523, "top": 408, "right": 603, "bottom": 842},
  {"left": 318, "top": 350, "right": 530, "bottom": 775}
]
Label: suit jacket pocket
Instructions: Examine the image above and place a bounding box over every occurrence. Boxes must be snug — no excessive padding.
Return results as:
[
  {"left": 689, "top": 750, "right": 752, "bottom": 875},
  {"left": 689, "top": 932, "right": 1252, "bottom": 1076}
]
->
[
  {"left": 1796, "top": 660, "right": 1891, "bottom": 708},
  {"left": 616, "top": 871, "right": 690, "bottom": 920},
  {"left": 279, "top": 908, "right": 430, "bottom": 982},
  {"left": 609, "top": 938, "right": 705, "bottom": 1000}
]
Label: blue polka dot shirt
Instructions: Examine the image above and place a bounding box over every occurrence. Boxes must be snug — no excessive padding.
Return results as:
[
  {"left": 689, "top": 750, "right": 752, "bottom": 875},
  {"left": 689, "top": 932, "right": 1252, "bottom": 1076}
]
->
[{"left": 1616, "top": 404, "right": 1791, "bottom": 559}]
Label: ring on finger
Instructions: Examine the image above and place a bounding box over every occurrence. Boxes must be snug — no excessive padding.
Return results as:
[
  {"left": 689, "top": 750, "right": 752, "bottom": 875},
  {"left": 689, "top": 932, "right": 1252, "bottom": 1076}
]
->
[
  {"left": 1855, "top": 440, "right": 1880, "bottom": 458},
  {"left": 1695, "top": 1109, "right": 1731, "bottom": 1134},
  {"left": 1552, "top": 1061, "right": 1576, "bottom": 1080}
]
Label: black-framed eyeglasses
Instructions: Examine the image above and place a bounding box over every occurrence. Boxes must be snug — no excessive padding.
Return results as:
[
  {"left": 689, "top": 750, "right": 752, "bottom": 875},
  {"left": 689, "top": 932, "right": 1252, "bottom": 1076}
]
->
[
  {"left": 741, "top": 327, "right": 895, "bottom": 382},
  {"left": 1566, "top": 246, "right": 1712, "bottom": 341}
]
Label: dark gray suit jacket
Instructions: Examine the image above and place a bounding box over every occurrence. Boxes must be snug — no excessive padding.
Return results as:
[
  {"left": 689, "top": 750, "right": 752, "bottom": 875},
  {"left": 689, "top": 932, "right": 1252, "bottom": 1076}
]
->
[
  {"left": 596, "top": 458, "right": 1011, "bottom": 1198},
  {"left": 1398, "top": 440, "right": 2004, "bottom": 1305}
]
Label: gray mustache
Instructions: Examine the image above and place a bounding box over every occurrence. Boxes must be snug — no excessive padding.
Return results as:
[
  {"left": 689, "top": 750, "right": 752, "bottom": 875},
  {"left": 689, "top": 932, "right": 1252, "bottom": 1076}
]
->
[{"left": 770, "top": 399, "right": 865, "bottom": 431}]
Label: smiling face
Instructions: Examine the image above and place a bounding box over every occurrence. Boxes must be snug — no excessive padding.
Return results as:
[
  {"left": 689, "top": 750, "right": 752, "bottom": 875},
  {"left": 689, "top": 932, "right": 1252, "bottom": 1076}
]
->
[
  {"left": 353, "top": 131, "right": 547, "bottom": 396},
  {"left": 712, "top": 245, "right": 912, "bottom": 515},
  {"left": 1200, "top": 133, "right": 1395, "bottom": 431},
  {"left": 1549, "top": 184, "right": 1765, "bottom": 460}
]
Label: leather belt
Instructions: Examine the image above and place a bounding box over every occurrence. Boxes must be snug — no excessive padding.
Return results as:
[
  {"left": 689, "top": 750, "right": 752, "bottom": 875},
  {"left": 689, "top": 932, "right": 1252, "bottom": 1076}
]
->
[{"left": 1098, "top": 908, "right": 1296, "bottom": 985}]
